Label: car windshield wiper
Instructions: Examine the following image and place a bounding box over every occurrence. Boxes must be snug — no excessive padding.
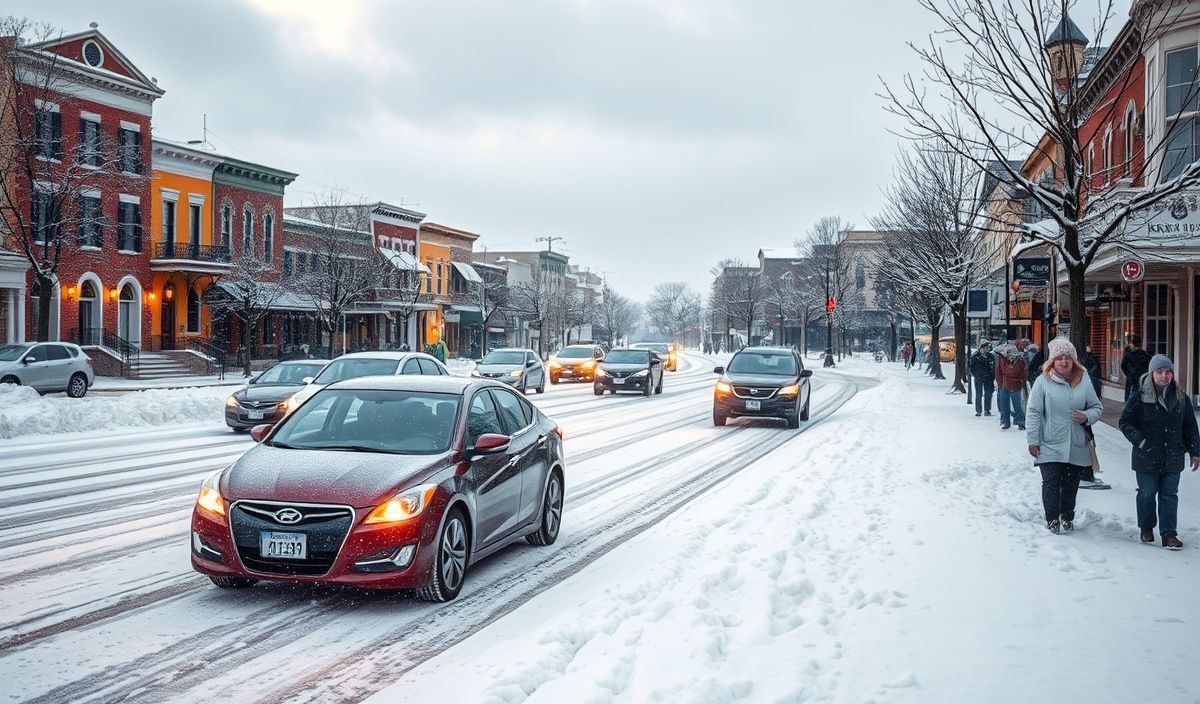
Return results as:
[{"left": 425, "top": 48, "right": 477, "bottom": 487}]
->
[
  {"left": 268, "top": 440, "right": 306, "bottom": 450},
  {"left": 307, "top": 444, "right": 403, "bottom": 454}
]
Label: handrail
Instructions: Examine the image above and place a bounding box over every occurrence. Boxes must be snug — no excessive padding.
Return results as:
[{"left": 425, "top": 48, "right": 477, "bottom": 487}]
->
[
  {"left": 185, "top": 337, "right": 227, "bottom": 379},
  {"left": 101, "top": 330, "right": 140, "bottom": 378},
  {"left": 153, "top": 242, "right": 231, "bottom": 262}
]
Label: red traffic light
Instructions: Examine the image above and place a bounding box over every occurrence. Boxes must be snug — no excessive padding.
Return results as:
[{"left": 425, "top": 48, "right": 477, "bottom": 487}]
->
[{"left": 825, "top": 297, "right": 837, "bottom": 313}]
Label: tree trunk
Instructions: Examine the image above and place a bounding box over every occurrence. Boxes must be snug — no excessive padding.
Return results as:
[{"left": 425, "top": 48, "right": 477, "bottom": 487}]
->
[
  {"left": 1067, "top": 264, "right": 1087, "bottom": 357},
  {"left": 242, "top": 313, "right": 253, "bottom": 377},
  {"left": 951, "top": 306, "right": 967, "bottom": 393},
  {"left": 927, "top": 315, "right": 945, "bottom": 380},
  {"left": 35, "top": 272, "right": 53, "bottom": 342}
]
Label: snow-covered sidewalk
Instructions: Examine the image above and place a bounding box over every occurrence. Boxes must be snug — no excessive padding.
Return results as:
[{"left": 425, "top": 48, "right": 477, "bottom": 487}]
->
[
  {"left": 0, "top": 383, "right": 232, "bottom": 440},
  {"left": 371, "top": 360, "right": 1200, "bottom": 703}
]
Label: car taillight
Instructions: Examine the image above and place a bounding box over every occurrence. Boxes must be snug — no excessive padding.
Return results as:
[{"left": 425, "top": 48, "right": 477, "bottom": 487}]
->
[
  {"left": 85, "top": 356, "right": 93, "bottom": 366},
  {"left": 553, "top": 425, "right": 563, "bottom": 441}
]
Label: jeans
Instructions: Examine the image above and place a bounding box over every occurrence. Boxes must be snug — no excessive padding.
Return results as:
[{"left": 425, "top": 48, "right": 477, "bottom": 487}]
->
[
  {"left": 1039, "top": 463, "right": 1083, "bottom": 523},
  {"left": 973, "top": 379, "right": 994, "bottom": 414},
  {"left": 997, "top": 388, "right": 1024, "bottom": 427},
  {"left": 1136, "top": 471, "right": 1181, "bottom": 537}
]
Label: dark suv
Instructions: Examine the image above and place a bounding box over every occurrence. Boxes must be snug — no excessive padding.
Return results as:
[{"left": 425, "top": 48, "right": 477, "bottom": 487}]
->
[
  {"left": 712, "top": 347, "right": 812, "bottom": 428},
  {"left": 593, "top": 348, "right": 663, "bottom": 396}
]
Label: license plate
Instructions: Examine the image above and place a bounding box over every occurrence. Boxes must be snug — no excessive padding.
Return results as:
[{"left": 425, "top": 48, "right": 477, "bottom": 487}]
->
[
  {"left": 261, "top": 531, "right": 306, "bottom": 559},
  {"left": 248, "top": 410, "right": 264, "bottom": 420},
  {"left": 562, "top": 370, "right": 574, "bottom": 376},
  {"left": 745, "top": 400, "right": 761, "bottom": 411},
  {"left": 612, "top": 378, "right": 624, "bottom": 384}
]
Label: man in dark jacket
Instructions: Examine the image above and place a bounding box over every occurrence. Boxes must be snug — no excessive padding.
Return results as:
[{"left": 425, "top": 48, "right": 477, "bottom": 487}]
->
[
  {"left": 1119, "top": 355, "right": 1200, "bottom": 549},
  {"left": 1082, "top": 345, "right": 1103, "bottom": 400},
  {"left": 1121, "top": 334, "right": 1151, "bottom": 401},
  {"left": 1027, "top": 343, "right": 1046, "bottom": 381},
  {"left": 969, "top": 341, "right": 996, "bottom": 417}
]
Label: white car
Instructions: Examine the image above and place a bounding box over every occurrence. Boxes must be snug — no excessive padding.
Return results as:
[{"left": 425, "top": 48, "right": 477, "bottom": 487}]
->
[
  {"left": 0, "top": 342, "right": 95, "bottom": 397},
  {"left": 282, "top": 351, "right": 450, "bottom": 414}
]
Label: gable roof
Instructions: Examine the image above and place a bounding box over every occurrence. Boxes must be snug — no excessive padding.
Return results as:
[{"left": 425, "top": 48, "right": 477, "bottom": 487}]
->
[{"left": 25, "top": 26, "right": 163, "bottom": 98}]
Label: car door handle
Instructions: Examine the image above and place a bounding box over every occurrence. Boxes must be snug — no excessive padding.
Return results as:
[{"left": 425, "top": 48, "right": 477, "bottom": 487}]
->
[{"left": 536, "top": 435, "right": 547, "bottom": 447}]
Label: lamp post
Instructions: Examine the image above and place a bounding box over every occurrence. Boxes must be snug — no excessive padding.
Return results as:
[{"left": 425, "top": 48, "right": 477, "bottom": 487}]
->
[{"left": 823, "top": 262, "right": 835, "bottom": 368}]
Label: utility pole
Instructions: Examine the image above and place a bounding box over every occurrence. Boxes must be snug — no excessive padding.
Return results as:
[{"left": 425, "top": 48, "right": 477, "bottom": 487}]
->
[
  {"left": 823, "top": 259, "right": 835, "bottom": 368},
  {"left": 536, "top": 235, "right": 563, "bottom": 252}
]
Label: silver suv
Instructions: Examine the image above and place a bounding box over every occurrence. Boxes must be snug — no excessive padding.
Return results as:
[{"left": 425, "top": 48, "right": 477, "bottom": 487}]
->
[{"left": 0, "top": 342, "right": 95, "bottom": 397}]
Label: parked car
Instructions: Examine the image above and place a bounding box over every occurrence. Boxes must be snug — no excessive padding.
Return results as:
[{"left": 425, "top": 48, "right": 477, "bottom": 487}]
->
[
  {"left": 547, "top": 344, "right": 605, "bottom": 384},
  {"left": 630, "top": 342, "right": 678, "bottom": 371},
  {"left": 593, "top": 348, "right": 663, "bottom": 396},
  {"left": 282, "top": 351, "right": 449, "bottom": 414},
  {"left": 0, "top": 342, "right": 94, "bottom": 397},
  {"left": 712, "top": 346, "right": 812, "bottom": 429},
  {"left": 191, "top": 375, "right": 566, "bottom": 602},
  {"left": 225, "top": 359, "right": 330, "bottom": 431},
  {"left": 471, "top": 348, "right": 546, "bottom": 394}
]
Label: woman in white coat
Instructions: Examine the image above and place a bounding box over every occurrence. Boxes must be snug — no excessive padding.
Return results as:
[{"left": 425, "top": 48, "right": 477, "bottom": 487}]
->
[{"left": 1026, "top": 338, "right": 1104, "bottom": 533}]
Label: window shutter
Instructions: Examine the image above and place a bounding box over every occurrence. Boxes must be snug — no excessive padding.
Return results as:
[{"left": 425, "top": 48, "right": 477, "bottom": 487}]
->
[
  {"left": 51, "top": 112, "right": 64, "bottom": 160},
  {"left": 132, "top": 204, "right": 143, "bottom": 251}
]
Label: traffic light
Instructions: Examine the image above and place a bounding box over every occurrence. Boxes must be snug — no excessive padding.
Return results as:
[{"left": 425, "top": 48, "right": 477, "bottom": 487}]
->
[{"left": 826, "top": 297, "right": 837, "bottom": 314}]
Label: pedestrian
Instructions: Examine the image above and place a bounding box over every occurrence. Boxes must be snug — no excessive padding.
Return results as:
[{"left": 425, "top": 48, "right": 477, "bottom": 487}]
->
[
  {"left": 1082, "top": 345, "right": 1103, "bottom": 399},
  {"left": 1121, "top": 334, "right": 1151, "bottom": 402},
  {"left": 969, "top": 341, "right": 996, "bottom": 417},
  {"left": 901, "top": 341, "right": 913, "bottom": 369},
  {"left": 1118, "top": 354, "right": 1200, "bottom": 549},
  {"left": 994, "top": 343, "right": 1028, "bottom": 430},
  {"left": 1026, "top": 338, "right": 1104, "bottom": 534},
  {"left": 1026, "top": 342, "right": 1045, "bottom": 382}
]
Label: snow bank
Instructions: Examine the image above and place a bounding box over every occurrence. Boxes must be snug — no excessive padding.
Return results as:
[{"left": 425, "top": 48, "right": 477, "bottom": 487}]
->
[{"left": 0, "top": 383, "right": 230, "bottom": 439}]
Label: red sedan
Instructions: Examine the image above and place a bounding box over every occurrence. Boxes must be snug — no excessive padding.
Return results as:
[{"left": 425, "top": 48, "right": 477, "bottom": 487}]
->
[{"left": 191, "top": 375, "right": 565, "bottom": 602}]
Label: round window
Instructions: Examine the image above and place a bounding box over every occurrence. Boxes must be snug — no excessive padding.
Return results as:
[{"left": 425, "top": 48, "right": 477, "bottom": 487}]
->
[{"left": 82, "top": 41, "right": 103, "bottom": 68}]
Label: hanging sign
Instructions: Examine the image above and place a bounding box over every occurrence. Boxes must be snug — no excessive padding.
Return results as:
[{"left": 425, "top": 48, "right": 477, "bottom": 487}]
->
[{"left": 1120, "top": 260, "right": 1145, "bottom": 284}]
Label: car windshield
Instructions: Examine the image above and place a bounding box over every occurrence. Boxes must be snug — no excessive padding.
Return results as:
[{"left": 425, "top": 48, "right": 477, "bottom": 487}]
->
[
  {"left": 312, "top": 358, "right": 400, "bottom": 385},
  {"left": 636, "top": 343, "right": 669, "bottom": 354},
  {"left": 0, "top": 344, "right": 30, "bottom": 361},
  {"left": 270, "top": 389, "right": 461, "bottom": 454},
  {"left": 604, "top": 350, "right": 649, "bottom": 365},
  {"left": 728, "top": 353, "right": 797, "bottom": 376},
  {"left": 482, "top": 351, "right": 525, "bottom": 365},
  {"left": 557, "top": 347, "right": 593, "bottom": 358},
  {"left": 254, "top": 363, "right": 325, "bottom": 385}
]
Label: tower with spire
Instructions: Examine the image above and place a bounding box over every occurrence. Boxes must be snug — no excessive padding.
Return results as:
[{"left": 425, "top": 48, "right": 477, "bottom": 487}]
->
[{"left": 1045, "top": 14, "right": 1090, "bottom": 93}]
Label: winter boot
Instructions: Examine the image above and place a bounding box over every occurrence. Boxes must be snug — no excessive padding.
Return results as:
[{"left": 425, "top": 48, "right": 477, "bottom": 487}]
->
[
  {"left": 1140, "top": 529, "right": 1155, "bottom": 544},
  {"left": 1060, "top": 520, "right": 1074, "bottom": 532},
  {"left": 1000, "top": 424, "right": 1011, "bottom": 430},
  {"left": 1046, "top": 519, "right": 1061, "bottom": 534},
  {"left": 1162, "top": 535, "right": 1184, "bottom": 550}
]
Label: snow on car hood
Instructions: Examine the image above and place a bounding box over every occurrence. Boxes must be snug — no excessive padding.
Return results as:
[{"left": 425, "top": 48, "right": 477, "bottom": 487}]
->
[
  {"left": 476, "top": 364, "right": 523, "bottom": 374},
  {"left": 723, "top": 373, "right": 796, "bottom": 387},
  {"left": 238, "top": 384, "right": 305, "bottom": 403},
  {"left": 222, "top": 444, "right": 449, "bottom": 507}
]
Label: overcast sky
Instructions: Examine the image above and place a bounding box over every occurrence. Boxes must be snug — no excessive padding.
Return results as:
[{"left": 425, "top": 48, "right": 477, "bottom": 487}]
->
[{"left": 8, "top": 0, "right": 1120, "bottom": 301}]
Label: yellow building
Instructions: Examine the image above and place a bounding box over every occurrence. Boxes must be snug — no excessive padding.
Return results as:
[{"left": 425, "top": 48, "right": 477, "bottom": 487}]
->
[
  {"left": 148, "top": 140, "right": 228, "bottom": 351},
  {"left": 416, "top": 238, "right": 451, "bottom": 346}
]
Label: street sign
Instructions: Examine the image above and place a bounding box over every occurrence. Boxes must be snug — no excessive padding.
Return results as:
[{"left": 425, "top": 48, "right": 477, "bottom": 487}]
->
[
  {"left": 965, "top": 289, "right": 990, "bottom": 318},
  {"left": 1120, "top": 260, "right": 1145, "bottom": 284},
  {"left": 1013, "top": 257, "right": 1051, "bottom": 287},
  {"left": 826, "top": 297, "right": 837, "bottom": 313}
]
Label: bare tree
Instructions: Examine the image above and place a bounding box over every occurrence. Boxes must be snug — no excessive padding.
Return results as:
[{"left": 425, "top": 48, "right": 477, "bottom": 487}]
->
[
  {"left": 378, "top": 247, "right": 424, "bottom": 350},
  {"left": 509, "top": 265, "right": 555, "bottom": 355},
  {"left": 883, "top": 0, "right": 1200, "bottom": 353},
  {"left": 645, "top": 281, "right": 701, "bottom": 343},
  {"left": 871, "top": 142, "right": 999, "bottom": 391},
  {"left": 796, "top": 216, "right": 855, "bottom": 361},
  {"left": 203, "top": 253, "right": 287, "bottom": 377},
  {"left": 1, "top": 19, "right": 146, "bottom": 340},
  {"left": 468, "top": 267, "right": 509, "bottom": 355},
  {"left": 288, "top": 191, "right": 387, "bottom": 355}
]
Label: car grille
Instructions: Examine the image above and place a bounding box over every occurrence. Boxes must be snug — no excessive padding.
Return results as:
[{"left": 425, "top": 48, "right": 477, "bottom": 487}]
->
[
  {"left": 238, "top": 399, "right": 278, "bottom": 409},
  {"left": 607, "top": 370, "right": 630, "bottom": 379},
  {"left": 733, "top": 386, "right": 778, "bottom": 399},
  {"left": 229, "top": 500, "right": 355, "bottom": 576}
]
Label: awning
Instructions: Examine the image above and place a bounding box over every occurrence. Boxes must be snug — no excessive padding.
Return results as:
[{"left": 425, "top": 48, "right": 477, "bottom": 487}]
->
[
  {"left": 208, "top": 281, "right": 321, "bottom": 312},
  {"left": 379, "top": 247, "right": 431, "bottom": 274},
  {"left": 451, "top": 261, "right": 483, "bottom": 284}
]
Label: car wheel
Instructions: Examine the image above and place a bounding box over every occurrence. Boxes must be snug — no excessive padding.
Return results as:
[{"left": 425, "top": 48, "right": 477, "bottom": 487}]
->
[
  {"left": 1, "top": 375, "right": 19, "bottom": 386},
  {"left": 593, "top": 384, "right": 604, "bottom": 396},
  {"left": 786, "top": 401, "right": 800, "bottom": 429},
  {"left": 713, "top": 408, "right": 727, "bottom": 426},
  {"left": 799, "top": 398, "right": 810, "bottom": 421},
  {"left": 655, "top": 376, "right": 663, "bottom": 395},
  {"left": 417, "top": 509, "right": 469, "bottom": 602},
  {"left": 526, "top": 471, "right": 564, "bottom": 546},
  {"left": 537, "top": 380, "right": 546, "bottom": 394},
  {"left": 643, "top": 377, "right": 653, "bottom": 396},
  {"left": 209, "top": 575, "right": 258, "bottom": 589},
  {"left": 550, "top": 375, "right": 559, "bottom": 385},
  {"left": 519, "top": 377, "right": 527, "bottom": 394},
  {"left": 67, "top": 373, "right": 88, "bottom": 398}
]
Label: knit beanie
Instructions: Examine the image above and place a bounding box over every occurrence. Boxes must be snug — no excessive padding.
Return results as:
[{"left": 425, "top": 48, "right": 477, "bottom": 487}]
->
[
  {"left": 1047, "top": 337, "right": 1077, "bottom": 361},
  {"left": 1149, "top": 354, "right": 1174, "bottom": 374}
]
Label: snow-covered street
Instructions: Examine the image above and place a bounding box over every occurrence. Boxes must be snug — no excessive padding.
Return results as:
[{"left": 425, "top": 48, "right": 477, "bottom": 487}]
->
[{"left": 2, "top": 352, "right": 1198, "bottom": 703}]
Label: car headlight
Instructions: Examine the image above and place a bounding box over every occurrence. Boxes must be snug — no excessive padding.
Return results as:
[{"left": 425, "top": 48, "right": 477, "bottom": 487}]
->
[
  {"left": 508, "top": 370, "right": 523, "bottom": 377},
  {"left": 549, "top": 360, "right": 561, "bottom": 369},
  {"left": 631, "top": 369, "right": 648, "bottom": 378},
  {"left": 581, "top": 360, "right": 596, "bottom": 369},
  {"left": 471, "top": 369, "right": 481, "bottom": 377},
  {"left": 196, "top": 470, "right": 226, "bottom": 517},
  {"left": 364, "top": 484, "right": 438, "bottom": 525},
  {"left": 715, "top": 381, "right": 733, "bottom": 394},
  {"left": 282, "top": 395, "right": 301, "bottom": 414},
  {"left": 225, "top": 395, "right": 239, "bottom": 408},
  {"left": 595, "top": 368, "right": 608, "bottom": 377},
  {"left": 778, "top": 384, "right": 800, "bottom": 396}
]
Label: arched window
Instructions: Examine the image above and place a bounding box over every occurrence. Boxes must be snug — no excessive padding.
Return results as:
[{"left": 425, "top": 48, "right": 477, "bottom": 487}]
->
[
  {"left": 1123, "top": 102, "right": 1138, "bottom": 176},
  {"left": 220, "top": 201, "right": 233, "bottom": 250},
  {"left": 263, "top": 211, "right": 275, "bottom": 263},
  {"left": 242, "top": 207, "right": 254, "bottom": 257},
  {"left": 855, "top": 264, "right": 866, "bottom": 290},
  {"left": 187, "top": 286, "right": 201, "bottom": 334}
]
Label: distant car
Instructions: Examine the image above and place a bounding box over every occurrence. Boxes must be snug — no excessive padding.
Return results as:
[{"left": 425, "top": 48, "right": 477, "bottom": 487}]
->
[
  {"left": 712, "top": 346, "right": 812, "bottom": 429},
  {"left": 547, "top": 344, "right": 605, "bottom": 384},
  {"left": 593, "top": 348, "right": 663, "bottom": 396},
  {"left": 630, "top": 342, "right": 677, "bottom": 371},
  {"left": 471, "top": 348, "right": 546, "bottom": 394},
  {"left": 225, "top": 359, "right": 330, "bottom": 431},
  {"left": 282, "top": 351, "right": 449, "bottom": 414},
  {"left": 191, "top": 375, "right": 566, "bottom": 602},
  {"left": 0, "top": 342, "right": 94, "bottom": 397}
]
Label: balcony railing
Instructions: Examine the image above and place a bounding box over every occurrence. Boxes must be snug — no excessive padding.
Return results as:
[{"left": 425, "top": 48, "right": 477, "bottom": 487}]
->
[{"left": 154, "top": 242, "right": 231, "bottom": 263}]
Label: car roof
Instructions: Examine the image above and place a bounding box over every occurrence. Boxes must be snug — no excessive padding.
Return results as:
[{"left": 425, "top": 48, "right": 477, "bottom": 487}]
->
[
  {"left": 487, "top": 348, "right": 533, "bottom": 353},
  {"left": 333, "top": 351, "right": 430, "bottom": 361},
  {"left": 736, "top": 346, "right": 795, "bottom": 354},
  {"left": 606, "top": 347, "right": 650, "bottom": 353},
  {"left": 278, "top": 358, "right": 330, "bottom": 365},
  {"left": 328, "top": 374, "right": 480, "bottom": 393}
]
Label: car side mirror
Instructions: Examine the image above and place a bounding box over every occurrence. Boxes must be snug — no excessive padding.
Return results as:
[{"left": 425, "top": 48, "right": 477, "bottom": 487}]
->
[
  {"left": 526, "top": 359, "right": 536, "bottom": 367},
  {"left": 22, "top": 357, "right": 32, "bottom": 365},
  {"left": 250, "top": 423, "right": 274, "bottom": 442},
  {"left": 651, "top": 358, "right": 661, "bottom": 366},
  {"left": 470, "top": 433, "right": 510, "bottom": 456},
  {"left": 800, "top": 369, "right": 813, "bottom": 378},
  {"left": 301, "top": 377, "right": 314, "bottom": 385},
  {"left": 713, "top": 366, "right": 724, "bottom": 375}
]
